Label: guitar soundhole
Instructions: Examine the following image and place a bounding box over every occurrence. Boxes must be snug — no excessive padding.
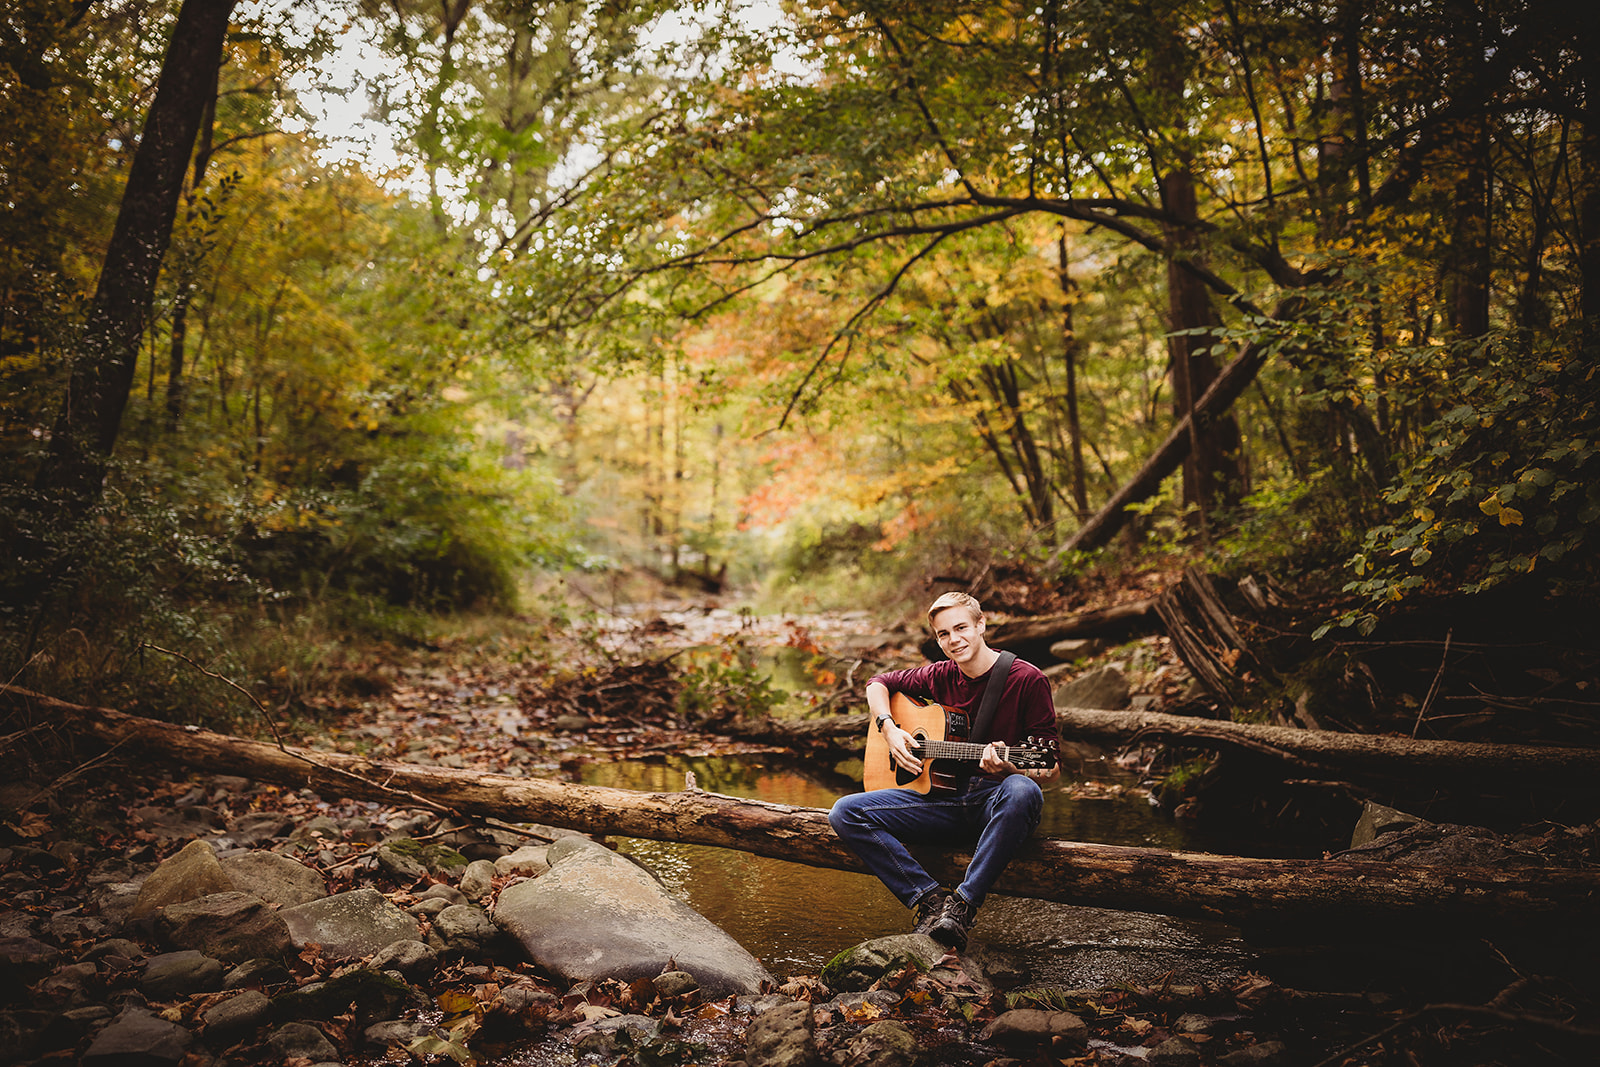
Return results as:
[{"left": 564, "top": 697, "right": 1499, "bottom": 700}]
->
[{"left": 897, "top": 730, "right": 929, "bottom": 786}]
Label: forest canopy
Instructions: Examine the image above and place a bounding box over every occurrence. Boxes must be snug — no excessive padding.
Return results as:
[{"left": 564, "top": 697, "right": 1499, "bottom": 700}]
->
[{"left": 2, "top": 0, "right": 1596, "bottom": 710}]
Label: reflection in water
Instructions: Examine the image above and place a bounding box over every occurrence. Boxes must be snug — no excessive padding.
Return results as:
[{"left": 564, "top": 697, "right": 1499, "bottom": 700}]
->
[
  {"left": 617, "top": 839, "right": 906, "bottom": 978},
  {"left": 581, "top": 752, "right": 1250, "bottom": 984}
]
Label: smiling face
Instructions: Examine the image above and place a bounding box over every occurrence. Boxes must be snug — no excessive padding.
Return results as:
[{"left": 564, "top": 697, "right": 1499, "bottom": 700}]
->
[{"left": 931, "top": 604, "right": 987, "bottom": 671}]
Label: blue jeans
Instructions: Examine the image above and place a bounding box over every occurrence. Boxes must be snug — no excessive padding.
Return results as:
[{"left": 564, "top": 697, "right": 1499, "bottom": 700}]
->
[{"left": 828, "top": 774, "right": 1044, "bottom": 910}]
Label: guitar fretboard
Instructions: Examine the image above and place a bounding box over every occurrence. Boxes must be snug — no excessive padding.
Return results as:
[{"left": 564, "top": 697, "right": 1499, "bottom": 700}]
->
[{"left": 912, "top": 739, "right": 1051, "bottom": 766}]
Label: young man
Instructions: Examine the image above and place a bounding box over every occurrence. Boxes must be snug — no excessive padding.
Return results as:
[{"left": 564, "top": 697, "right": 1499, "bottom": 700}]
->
[{"left": 828, "top": 592, "right": 1060, "bottom": 950}]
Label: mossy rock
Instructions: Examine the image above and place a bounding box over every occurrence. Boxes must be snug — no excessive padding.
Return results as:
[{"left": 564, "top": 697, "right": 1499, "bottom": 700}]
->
[
  {"left": 820, "top": 935, "right": 940, "bottom": 993},
  {"left": 383, "top": 836, "right": 469, "bottom": 871}
]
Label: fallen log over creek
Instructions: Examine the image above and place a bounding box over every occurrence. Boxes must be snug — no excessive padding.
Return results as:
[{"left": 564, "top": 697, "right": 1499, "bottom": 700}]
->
[
  {"left": 1051, "top": 705, "right": 1600, "bottom": 789},
  {"left": 11, "top": 685, "right": 1598, "bottom": 929},
  {"left": 717, "top": 703, "right": 1600, "bottom": 792}
]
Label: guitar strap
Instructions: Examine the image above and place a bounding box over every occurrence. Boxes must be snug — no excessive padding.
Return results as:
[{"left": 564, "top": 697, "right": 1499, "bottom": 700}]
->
[{"left": 969, "top": 650, "right": 1016, "bottom": 744}]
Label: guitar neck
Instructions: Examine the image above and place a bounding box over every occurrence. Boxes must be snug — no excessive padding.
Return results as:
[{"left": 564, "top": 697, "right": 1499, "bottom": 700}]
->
[{"left": 916, "top": 739, "right": 1043, "bottom": 763}]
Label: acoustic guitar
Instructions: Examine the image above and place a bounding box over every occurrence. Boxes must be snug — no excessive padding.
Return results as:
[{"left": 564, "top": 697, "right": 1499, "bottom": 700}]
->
[{"left": 863, "top": 692, "right": 1056, "bottom": 794}]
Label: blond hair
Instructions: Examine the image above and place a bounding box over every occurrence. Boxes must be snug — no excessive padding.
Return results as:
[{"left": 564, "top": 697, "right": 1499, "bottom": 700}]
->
[{"left": 927, "top": 591, "right": 983, "bottom": 626}]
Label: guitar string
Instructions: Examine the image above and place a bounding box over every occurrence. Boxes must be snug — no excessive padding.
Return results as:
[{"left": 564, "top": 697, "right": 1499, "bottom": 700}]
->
[{"left": 908, "top": 739, "right": 1052, "bottom": 765}]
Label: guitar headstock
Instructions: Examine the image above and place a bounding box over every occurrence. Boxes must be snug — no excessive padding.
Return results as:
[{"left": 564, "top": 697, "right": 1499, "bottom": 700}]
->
[{"left": 1014, "top": 736, "right": 1058, "bottom": 769}]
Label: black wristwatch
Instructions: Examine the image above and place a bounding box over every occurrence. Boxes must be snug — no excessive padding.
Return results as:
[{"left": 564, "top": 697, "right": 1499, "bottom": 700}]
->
[{"left": 875, "top": 713, "right": 893, "bottom": 734}]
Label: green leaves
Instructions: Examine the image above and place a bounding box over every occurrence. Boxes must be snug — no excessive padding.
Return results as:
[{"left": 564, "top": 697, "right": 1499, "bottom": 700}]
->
[
  {"left": 675, "top": 634, "right": 789, "bottom": 722},
  {"left": 1330, "top": 332, "right": 1600, "bottom": 621}
]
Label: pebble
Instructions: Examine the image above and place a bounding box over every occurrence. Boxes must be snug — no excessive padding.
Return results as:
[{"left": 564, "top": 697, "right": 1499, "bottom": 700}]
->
[
  {"left": 267, "top": 1019, "right": 339, "bottom": 1061},
  {"left": 1219, "top": 1040, "right": 1292, "bottom": 1066},
  {"left": 369, "top": 938, "right": 439, "bottom": 980},
  {"left": 201, "top": 989, "right": 271, "bottom": 1035},
  {"left": 140, "top": 950, "right": 224, "bottom": 999}
]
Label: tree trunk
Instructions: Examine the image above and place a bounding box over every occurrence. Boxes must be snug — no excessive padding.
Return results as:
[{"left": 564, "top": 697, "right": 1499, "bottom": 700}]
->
[
  {"left": 1579, "top": 10, "right": 1600, "bottom": 352},
  {"left": 983, "top": 361, "right": 1053, "bottom": 527},
  {"left": 720, "top": 692, "right": 1600, "bottom": 795},
  {"left": 1509, "top": 108, "right": 1568, "bottom": 337},
  {"left": 1057, "top": 227, "right": 1089, "bottom": 521},
  {"left": 34, "top": 0, "right": 236, "bottom": 507},
  {"left": 1446, "top": 116, "right": 1493, "bottom": 339},
  {"left": 12, "top": 685, "right": 1596, "bottom": 928},
  {"left": 1149, "top": 14, "right": 1245, "bottom": 530},
  {"left": 948, "top": 376, "right": 1033, "bottom": 523},
  {"left": 1320, "top": 0, "right": 1370, "bottom": 232},
  {"left": 1161, "top": 164, "right": 1244, "bottom": 527},
  {"left": 995, "top": 599, "right": 1162, "bottom": 644},
  {"left": 164, "top": 284, "right": 192, "bottom": 432}
]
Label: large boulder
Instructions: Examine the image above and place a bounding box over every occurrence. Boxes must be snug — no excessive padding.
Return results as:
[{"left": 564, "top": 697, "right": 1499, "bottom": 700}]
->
[
  {"left": 1149, "top": 1034, "right": 1205, "bottom": 1067},
  {"left": 494, "top": 844, "right": 551, "bottom": 878},
  {"left": 434, "top": 904, "right": 503, "bottom": 956},
  {"left": 200, "top": 989, "right": 271, "bottom": 1039},
  {"left": 36, "top": 961, "right": 99, "bottom": 1008},
  {"left": 0, "top": 937, "right": 61, "bottom": 996},
  {"left": 271, "top": 968, "right": 414, "bottom": 1027},
  {"left": 370, "top": 939, "right": 439, "bottom": 981},
  {"left": 279, "top": 887, "right": 422, "bottom": 960},
  {"left": 821, "top": 935, "right": 944, "bottom": 993},
  {"left": 1347, "top": 818, "right": 1541, "bottom": 867},
  {"left": 459, "top": 859, "right": 497, "bottom": 901},
  {"left": 493, "top": 836, "right": 772, "bottom": 998},
  {"left": 841, "top": 1020, "right": 921, "bottom": 1067},
  {"left": 1349, "top": 801, "right": 1423, "bottom": 848},
  {"left": 267, "top": 1020, "right": 339, "bottom": 1063},
  {"left": 569, "top": 1014, "right": 661, "bottom": 1055}
]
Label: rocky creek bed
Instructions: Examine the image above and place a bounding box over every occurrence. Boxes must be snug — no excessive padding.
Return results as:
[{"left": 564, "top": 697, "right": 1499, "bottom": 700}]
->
[
  {"left": 6, "top": 755, "right": 1594, "bottom": 1067},
  {"left": 6, "top": 619, "right": 1598, "bottom": 1066}
]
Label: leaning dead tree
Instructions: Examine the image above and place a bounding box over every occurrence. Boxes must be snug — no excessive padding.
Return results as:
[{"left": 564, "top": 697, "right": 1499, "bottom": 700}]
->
[{"left": 11, "top": 686, "right": 1597, "bottom": 928}]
